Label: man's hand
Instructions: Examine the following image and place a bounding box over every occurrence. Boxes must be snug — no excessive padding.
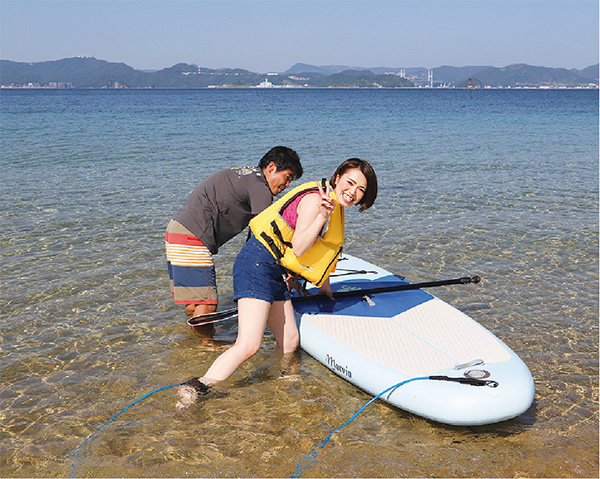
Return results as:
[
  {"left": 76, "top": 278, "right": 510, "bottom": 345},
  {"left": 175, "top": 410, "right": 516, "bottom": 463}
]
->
[{"left": 285, "top": 273, "right": 311, "bottom": 297}]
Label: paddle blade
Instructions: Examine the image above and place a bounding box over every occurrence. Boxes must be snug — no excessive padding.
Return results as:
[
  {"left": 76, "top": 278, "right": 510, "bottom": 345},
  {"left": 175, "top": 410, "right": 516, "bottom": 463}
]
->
[{"left": 187, "top": 307, "right": 238, "bottom": 326}]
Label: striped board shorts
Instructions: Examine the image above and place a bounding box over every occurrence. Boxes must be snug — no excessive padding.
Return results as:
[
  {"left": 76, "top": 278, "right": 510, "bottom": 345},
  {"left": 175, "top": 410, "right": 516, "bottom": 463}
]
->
[{"left": 165, "top": 219, "right": 218, "bottom": 305}]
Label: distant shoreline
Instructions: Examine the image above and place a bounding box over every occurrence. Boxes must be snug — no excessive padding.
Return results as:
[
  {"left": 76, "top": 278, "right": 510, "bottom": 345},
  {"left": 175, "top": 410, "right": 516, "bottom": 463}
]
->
[
  {"left": 2, "top": 85, "right": 597, "bottom": 91},
  {"left": 3, "top": 58, "right": 597, "bottom": 89}
]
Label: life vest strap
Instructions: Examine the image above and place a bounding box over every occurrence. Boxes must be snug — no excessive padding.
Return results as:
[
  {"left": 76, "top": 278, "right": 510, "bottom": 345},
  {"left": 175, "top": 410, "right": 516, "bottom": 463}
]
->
[
  {"left": 271, "top": 220, "right": 293, "bottom": 248},
  {"left": 260, "top": 232, "right": 284, "bottom": 260}
]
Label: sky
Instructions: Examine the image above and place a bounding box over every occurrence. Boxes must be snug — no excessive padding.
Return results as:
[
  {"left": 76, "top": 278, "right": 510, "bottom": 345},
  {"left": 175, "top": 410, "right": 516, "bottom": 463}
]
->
[{"left": 0, "top": 0, "right": 598, "bottom": 73}]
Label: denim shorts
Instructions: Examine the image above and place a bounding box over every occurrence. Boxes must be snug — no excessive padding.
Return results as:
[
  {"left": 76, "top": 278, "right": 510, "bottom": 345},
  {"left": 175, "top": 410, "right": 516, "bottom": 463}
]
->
[{"left": 233, "top": 236, "right": 291, "bottom": 303}]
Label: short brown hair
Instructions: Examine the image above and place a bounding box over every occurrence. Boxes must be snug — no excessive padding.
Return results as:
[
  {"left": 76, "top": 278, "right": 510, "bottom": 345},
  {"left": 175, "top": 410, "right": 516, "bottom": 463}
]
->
[{"left": 330, "top": 158, "right": 378, "bottom": 212}]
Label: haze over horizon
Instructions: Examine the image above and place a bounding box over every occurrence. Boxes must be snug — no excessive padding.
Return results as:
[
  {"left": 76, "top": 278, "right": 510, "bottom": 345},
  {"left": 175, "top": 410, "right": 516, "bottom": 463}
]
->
[{"left": 1, "top": 0, "right": 598, "bottom": 73}]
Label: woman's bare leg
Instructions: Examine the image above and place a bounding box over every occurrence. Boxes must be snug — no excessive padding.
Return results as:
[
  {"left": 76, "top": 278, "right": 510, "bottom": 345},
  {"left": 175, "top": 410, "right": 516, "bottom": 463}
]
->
[
  {"left": 267, "top": 299, "right": 300, "bottom": 377},
  {"left": 267, "top": 300, "right": 299, "bottom": 355},
  {"left": 177, "top": 298, "right": 272, "bottom": 409},
  {"left": 200, "top": 298, "right": 272, "bottom": 383}
]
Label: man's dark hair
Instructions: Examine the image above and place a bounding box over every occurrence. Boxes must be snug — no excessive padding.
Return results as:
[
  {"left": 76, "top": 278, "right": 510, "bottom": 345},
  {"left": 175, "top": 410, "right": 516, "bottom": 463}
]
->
[{"left": 259, "top": 146, "right": 303, "bottom": 180}]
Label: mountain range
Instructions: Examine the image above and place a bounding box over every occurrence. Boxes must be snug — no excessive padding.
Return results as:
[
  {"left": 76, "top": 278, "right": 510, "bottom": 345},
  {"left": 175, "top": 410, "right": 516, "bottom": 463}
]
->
[{"left": 1, "top": 57, "right": 598, "bottom": 89}]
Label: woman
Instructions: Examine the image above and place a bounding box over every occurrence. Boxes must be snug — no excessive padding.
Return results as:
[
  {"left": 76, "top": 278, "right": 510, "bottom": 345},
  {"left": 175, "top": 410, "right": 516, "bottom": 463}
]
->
[{"left": 177, "top": 158, "right": 377, "bottom": 408}]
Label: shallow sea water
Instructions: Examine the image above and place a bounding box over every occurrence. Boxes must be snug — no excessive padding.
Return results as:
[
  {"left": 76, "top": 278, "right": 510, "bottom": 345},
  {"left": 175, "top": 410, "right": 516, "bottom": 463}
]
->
[{"left": 0, "top": 89, "right": 598, "bottom": 477}]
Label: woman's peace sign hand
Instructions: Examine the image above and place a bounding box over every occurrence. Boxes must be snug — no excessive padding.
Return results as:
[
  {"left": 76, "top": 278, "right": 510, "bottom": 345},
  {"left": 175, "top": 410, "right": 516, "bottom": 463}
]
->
[{"left": 317, "top": 180, "right": 335, "bottom": 218}]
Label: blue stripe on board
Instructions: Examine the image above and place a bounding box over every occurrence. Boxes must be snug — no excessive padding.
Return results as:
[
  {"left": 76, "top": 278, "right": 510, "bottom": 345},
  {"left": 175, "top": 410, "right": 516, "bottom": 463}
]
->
[{"left": 293, "top": 280, "right": 434, "bottom": 318}]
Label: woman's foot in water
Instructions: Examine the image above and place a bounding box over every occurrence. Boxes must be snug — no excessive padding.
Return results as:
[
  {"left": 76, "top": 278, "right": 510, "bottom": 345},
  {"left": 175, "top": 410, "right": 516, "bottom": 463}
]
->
[{"left": 176, "top": 378, "right": 211, "bottom": 410}]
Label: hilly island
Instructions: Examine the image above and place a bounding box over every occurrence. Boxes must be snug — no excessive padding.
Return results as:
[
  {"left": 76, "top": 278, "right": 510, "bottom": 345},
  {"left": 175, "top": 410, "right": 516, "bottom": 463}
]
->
[{"left": 1, "top": 57, "right": 598, "bottom": 89}]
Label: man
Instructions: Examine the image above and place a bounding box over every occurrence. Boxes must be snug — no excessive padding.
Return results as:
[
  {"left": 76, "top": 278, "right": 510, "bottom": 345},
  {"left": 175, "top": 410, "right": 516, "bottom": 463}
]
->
[{"left": 165, "top": 146, "right": 303, "bottom": 320}]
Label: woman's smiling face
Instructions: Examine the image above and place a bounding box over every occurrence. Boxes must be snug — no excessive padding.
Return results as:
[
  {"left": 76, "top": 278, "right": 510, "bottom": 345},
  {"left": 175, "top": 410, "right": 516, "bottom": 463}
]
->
[{"left": 334, "top": 168, "right": 368, "bottom": 207}]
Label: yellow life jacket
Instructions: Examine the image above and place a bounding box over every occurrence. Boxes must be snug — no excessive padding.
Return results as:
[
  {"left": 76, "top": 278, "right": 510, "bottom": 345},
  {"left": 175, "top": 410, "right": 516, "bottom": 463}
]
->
[{"left": 249, "top": 180, "right": 344, "bottom": 287}]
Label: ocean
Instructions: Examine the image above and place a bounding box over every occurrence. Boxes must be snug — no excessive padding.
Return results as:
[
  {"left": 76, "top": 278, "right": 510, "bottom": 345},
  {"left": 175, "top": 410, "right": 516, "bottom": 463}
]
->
[{"left": 1, "top": 88, "right": 598, "bottom": 477}]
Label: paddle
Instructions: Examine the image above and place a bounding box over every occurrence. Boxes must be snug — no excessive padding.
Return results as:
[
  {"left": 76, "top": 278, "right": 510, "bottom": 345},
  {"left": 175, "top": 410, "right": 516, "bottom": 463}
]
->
[{"left": 187, "top": 275, "right": 481, "bottom": 326}]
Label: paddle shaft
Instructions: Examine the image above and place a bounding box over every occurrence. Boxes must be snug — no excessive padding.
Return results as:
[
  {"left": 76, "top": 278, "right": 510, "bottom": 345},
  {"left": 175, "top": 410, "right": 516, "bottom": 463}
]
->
[
  {"left": 187, "top": 275, "right": 481, "bottom": 326},
  {"left": 293, "top": 275, "right": 480, "bottom": 303}
]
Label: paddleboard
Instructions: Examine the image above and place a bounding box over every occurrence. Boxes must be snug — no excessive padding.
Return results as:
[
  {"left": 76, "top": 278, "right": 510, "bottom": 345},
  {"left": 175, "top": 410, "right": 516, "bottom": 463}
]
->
[{"left": 293, "top": 254, "right": 535, "bottom": 426}]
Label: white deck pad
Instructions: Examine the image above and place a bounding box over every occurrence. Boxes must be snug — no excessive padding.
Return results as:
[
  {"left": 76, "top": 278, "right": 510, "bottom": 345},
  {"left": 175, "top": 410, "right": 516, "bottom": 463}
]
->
[
  {"left": 294, "top": 254, "right": 535, "bottom": 426},
  {"left": 306, "top": 298, "right": 511, "bottom": 376}
]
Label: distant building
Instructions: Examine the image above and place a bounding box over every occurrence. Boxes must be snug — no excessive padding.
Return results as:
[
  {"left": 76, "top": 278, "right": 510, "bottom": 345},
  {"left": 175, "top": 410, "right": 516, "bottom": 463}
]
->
[
  {"left": 257, "top": 79, "right": 274, "bottom": 88},
  {"left": 48, "top": 82, "right": 73, "bottom": 89}
]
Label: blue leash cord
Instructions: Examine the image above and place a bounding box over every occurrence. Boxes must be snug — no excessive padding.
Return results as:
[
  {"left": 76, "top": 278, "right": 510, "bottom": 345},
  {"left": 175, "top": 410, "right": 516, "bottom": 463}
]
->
[
  {"left": 291, "top": 376, "right": 430, "bottom": 478},
  {"left": 69, "top": 383, "right": 180, "bottom": 478},
  {"left": 70, "top": 375, "right": 488, "bottom": 477}
]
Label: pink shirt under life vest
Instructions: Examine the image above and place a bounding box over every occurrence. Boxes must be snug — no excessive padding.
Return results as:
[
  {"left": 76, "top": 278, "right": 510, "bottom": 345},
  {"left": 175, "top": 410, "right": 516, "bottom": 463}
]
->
[
  {"left": 281, "top": 191, "right": 325, "bottom": 231},
  {"left": 280, "top": 189, "right": 337, "bottom": 274}
]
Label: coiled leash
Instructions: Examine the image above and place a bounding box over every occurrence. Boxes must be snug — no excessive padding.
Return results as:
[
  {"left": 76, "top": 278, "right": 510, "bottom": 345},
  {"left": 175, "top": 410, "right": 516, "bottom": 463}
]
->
[{"left": 290, "top": 375, "right": 499, "bottom": 478}]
